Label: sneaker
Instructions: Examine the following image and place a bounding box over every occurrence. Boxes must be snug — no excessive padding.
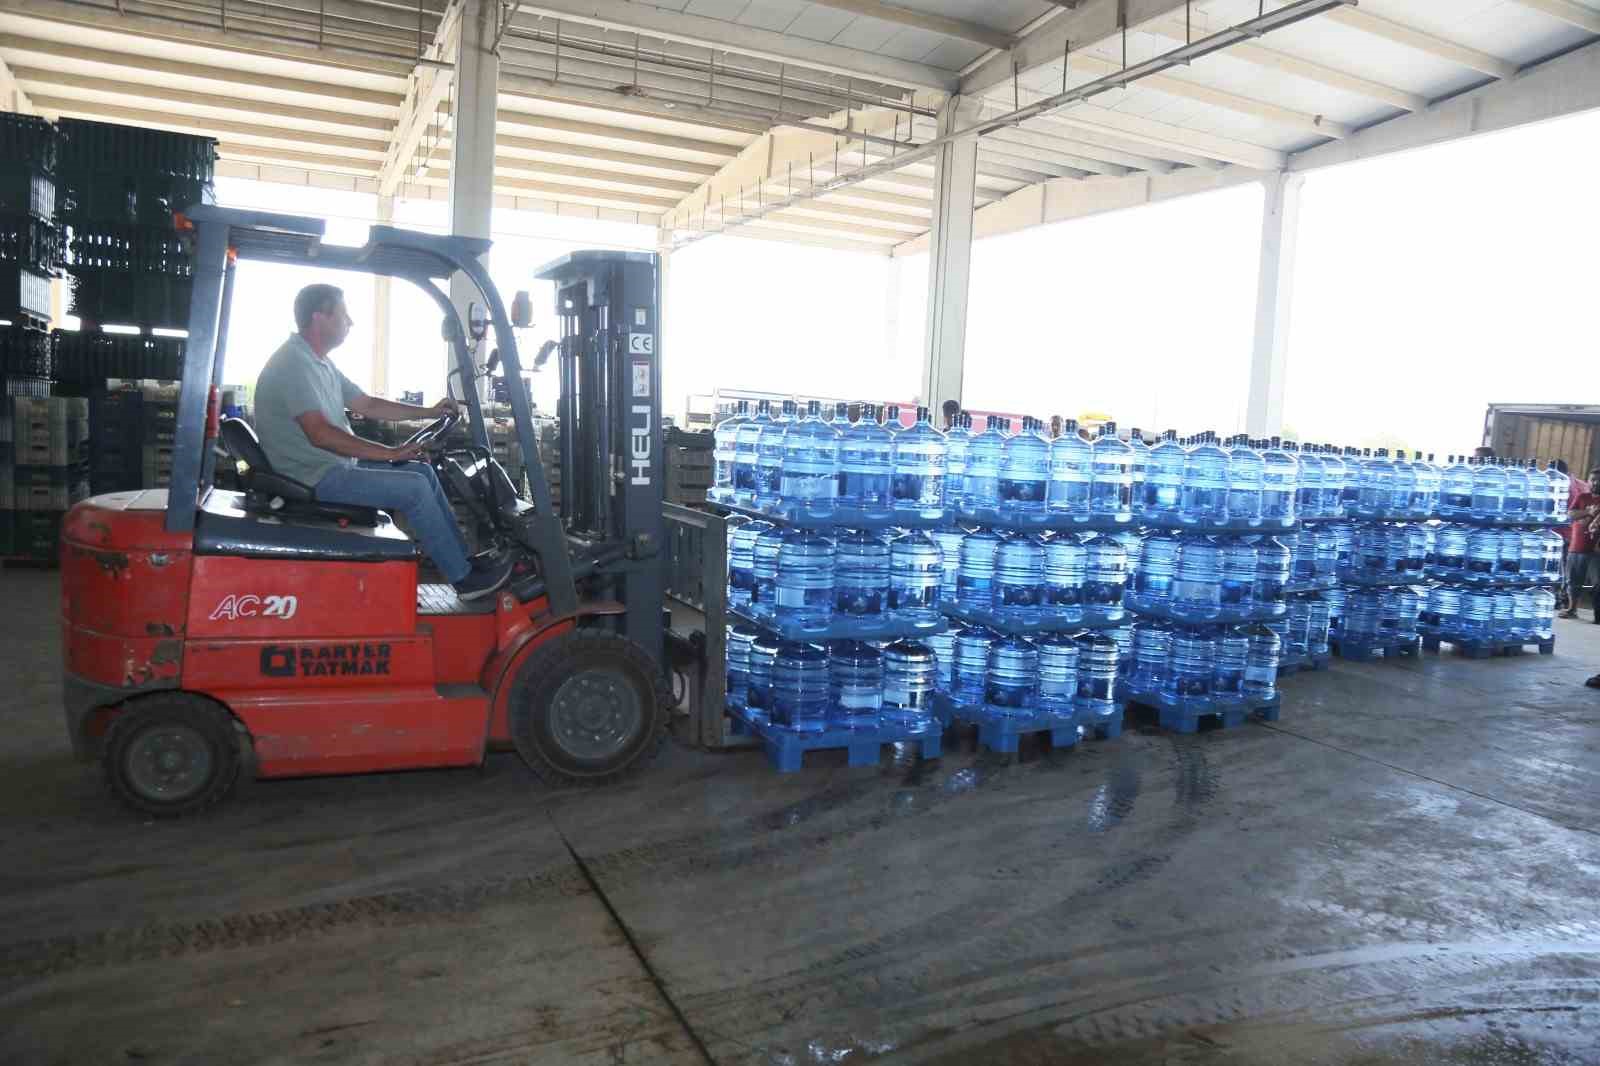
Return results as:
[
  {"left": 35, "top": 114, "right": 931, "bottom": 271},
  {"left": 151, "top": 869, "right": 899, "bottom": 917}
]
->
[
  {"left": 454, "top": 555, "right": 515, "bottom": 601},
  {"left": 1561, "top": 608, "right": 1579, "bottom": 619}
]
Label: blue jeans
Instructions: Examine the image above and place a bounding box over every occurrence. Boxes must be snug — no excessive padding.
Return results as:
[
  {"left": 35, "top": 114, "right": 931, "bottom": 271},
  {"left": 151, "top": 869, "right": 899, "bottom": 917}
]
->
[
  {"left": 315, "top": 460, "right": 471, "bottom": 582},
  {"left": 1566, "top": 551, "right": 1595, "bottom": 612}
]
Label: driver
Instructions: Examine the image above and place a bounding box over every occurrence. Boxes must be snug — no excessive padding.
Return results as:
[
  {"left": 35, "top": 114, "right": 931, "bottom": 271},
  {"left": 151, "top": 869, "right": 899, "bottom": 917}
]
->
[{"left": 253, "top": 283, "right": 514, "bottom": 601}]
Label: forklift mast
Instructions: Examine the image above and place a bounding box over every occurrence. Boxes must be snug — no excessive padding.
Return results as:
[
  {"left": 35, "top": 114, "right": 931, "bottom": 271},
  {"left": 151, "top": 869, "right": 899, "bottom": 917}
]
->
[{"left": 534, "top": 251, "right": 665, "bottom": 662}]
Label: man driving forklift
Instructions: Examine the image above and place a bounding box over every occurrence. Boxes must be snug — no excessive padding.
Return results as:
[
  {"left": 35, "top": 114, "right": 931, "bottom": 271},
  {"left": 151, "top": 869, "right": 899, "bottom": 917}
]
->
[{"left": 253, "top": 283, "right": 514, "bottom": 600}]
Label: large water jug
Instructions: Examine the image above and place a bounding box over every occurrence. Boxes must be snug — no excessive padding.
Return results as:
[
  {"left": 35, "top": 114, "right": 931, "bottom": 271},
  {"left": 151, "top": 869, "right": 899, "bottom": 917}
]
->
[
  {"left": 1465, "top": 529, "right": 1499, "bottom": 578},
  {"left": 1492, "top": 590, "right": 1515, "bottom": 640},
  {"left": 951, "top": 625, "right": 997, "bottom": 702},
  {"left": 1286, "top": 597, "right": 1312, "bottom": 656},
  {"left": 780, "top": 399, "right": 841, "bottom": 507},
  {"left": 837, "top": 402, "right": 894, "bottom": 509},
  {"left": 1180, "top": 432, "right": 1230, "bottom": 523},
  {"left": 891, "top": 406, "right": 947, "bottom": 518},
  {"left": 1219, "top": 539, "right": 1257, "bottom": 611},
  {"left": 1090, "top": 421, "right": 1136, "bottom": 519},
  {"left": 754, "top": 399, "right": 795, "bottom": 505},
  {"left": 1500, "top": 458, "right": 1529, "bottom": 522},
  {"left": 1214, "top": 625, "right": 1249, "bottom": 699},
  {"left": 1254, "top": 536, "right": 1290, "bottom": 606},
  {"left": 923, "top": 630, "right": 955, "bottom": 692},
  {"left": 1338, "top": 447, "right": 1363, "bottom": 514},
  {"left": 1143, "top": 429, "right": 1186, "bottom": 517},
  {"left": 1047, "top": 418, "right": 1094, "bottom": 515},
  {"left": 1074, "top": 633, "right": 1120, "bottom": 725},
  {"left": 1532, "top": 588, "right": 1556, "bottom": 640},
  {"left": 734, "top": 399, "right": 772, "bottom": 503},
  {"left": 1423, "top": 584, "right": 1462, "bottom": 633},
  {"left": 774, "top": 530, "right": 835, "bottom": 623},
  {"left": 833, "top": 529, "right": 888, "bottom": 616},
  {"left": 1127, "top": 428, "right": 1150, "bottom": 514},
  {"left": 1319, "top": 445, "right": 1348, "bottom": 518},
  {"left": 888, "top": 531, "right": 942, "bottom": 622},
  {"left": 1325, "top": 585, "right": 1346, "bottom": 631},
  {"left": 956, "top": 529, "right": 1002, "bottom": 607},
  {"left": 1459, "top": 588, "right": 1495, "bottom": 637},
  {"left": 1291, "top": 442, "right": 1322, "bottom": 519},
  {"left": 1114, "top": 529, "right": 1143, "bottom": 580},
  {"left": 728, "top": 518, "right": 773, "bottom": 608},
  {"left": 1471, "top": 457, "right": 1506, "bottom": 520},
  {"left": 1132, "top": 620, "right": 1173, "bottom": 689},
  {"left": 1307, "top": 597, "right": 1332, "bottom": 655},
  {"left": 882, "top": 640, "right": 939, "bottom": 728},
  {"left": 1044, "top": 533, "right": 1088, "bottom": 613},
  {"left": 1433, "top": 523, "right": 1468, "bottom": 577},
  {"left": 963, "top": 416, "right": 1006, "bottom": 510},
  {"left": 1259, "top": 437, "right": 1297, "bottom": 521},
  {"left": 1225, "top": 435, "right": 1264, "bottom": 522},
  {"left": 1344, "top": 590, "right": 1382, "bottom": 637},
  {"left": 1312, "top": 525, "right": 1339, "bottom": 583},
  {"left": 985, "top": 635, "right": 1039, "bottom": 717},
  {"left": 1134, "top": 530, "right": 1180, "bottom": 608},
  {"left": 748, "top": 631, "right": 780, "bottom": 713},
  {"left": 828, "top": 640, "right": 882, "bottom": 731},
  {"left": 1495, "top": 528, "right": 1522, "bottom": 576},
  {"left": 1541, "top": 528, "right": 1565, "bottom": 580},
  {"left": 930, "top": 526, "right": 966, "bottom": 600},
  {"left": 771, "top": 641, "right": 829, "bottom": 732},
  {"left": 1036, "top": 634, "right": 1080, "bottom": 713},
  {"left": 1358, "top": 448, "right": 1395, "bottom": 518},
  {"left": 726, "top": 623, "right": 758, "bottom": 707},
  {"left": 713, "top": 400, "right": 748, "bottom": 497},
  {"left": 1389, "top": 450, "right": 1416, "bottom": 517},
  {"left": 1414, "top": 453, "right": 1441, "bottom": 517},
  {"left": 999, "top": 416, "right": 1050, "bottom": 513},
  {"left": 1438, "top": 455, "right": 1473, "bottom": 516},
  {"left": 752, "top": 525, "right": 785, "bottom": 604},
  {"left": 1545, "top": 460, "right": 1571, "bottom": 518},
  {"left": 1172, "top": 533, "right": 1223, "bottom": 618},
  {"left": 1109, "top": 623, "right": 1135, "bottom": 677},
  {"left": 1403, "top": 524, "right": 1430, "bottom": 576},
  {"left": 1330, "top": 521, "right": 1355, "bottom": 572},
  {"left": 1244, "top": 625, "right": 1281, "bottom": 701},
  {"left": 1510, "top": 589, "right": 1536, "bottom": 640},
  {"left": 992, "top": 534, "right": 1045, "bottom": 615},
  {"left": 1167, "top": 625, "right": 1214, "bottom": 700},
  {"left": 1083, "top": 534, "right": 1128, "bottom": 608},
  {"left": 942, "top": 413, "right": 972, "bottom": 507}
]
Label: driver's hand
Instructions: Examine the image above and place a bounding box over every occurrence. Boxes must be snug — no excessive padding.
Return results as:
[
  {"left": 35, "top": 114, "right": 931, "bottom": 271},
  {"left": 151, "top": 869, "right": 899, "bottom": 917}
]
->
[
  {"left": 431, "top": 397, "right": 460, "bottom": 416},
  {"left": 389, "top": 443, "right": 426, "bottom": 462}
]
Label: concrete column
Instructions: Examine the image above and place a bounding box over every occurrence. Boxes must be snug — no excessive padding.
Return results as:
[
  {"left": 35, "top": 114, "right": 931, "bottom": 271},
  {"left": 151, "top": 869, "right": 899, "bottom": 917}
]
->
[
  {"left": 446, "top": 0, "right": 498, "bottom": 398},
  {"left": 1245, "top": 171, "right": 1305, "bottom": 436},
  {"left": 371, "top": 194, "right": 394, "bottom": 397},
  {"left": 920, "top": 95, "right": 980, "bottom": 415}
]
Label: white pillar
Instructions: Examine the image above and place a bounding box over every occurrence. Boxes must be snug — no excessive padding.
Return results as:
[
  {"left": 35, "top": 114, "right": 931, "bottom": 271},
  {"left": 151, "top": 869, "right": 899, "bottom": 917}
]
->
[
  {"left": 921, "top": 95, "right": 980, "bottom": 416},
  {"left": 372, "top": 193, "right": 394, "bottom": 398},
  {"left": 1246, "top": 171, "right": 1305, "bottom": 436},
  {"left": 446, "top": 0, "right": 498, "bottom": 397}
]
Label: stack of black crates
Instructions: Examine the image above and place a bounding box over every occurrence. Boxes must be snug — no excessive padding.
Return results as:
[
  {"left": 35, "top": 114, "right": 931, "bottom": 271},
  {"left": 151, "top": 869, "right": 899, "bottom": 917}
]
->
[{"left": 0, "top": 114, "right": 214, "bottom": 563}]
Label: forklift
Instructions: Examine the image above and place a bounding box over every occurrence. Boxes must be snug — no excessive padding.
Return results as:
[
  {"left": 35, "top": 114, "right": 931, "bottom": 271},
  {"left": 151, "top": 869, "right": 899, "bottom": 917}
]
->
[{"left": 58, "top": 205, "right": 694, "bottom": 816}]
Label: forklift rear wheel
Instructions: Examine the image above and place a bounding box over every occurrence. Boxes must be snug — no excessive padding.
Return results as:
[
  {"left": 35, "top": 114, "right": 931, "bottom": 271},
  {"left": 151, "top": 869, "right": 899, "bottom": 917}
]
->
[
  {"left": 103, "top": 694, "right": 243, "bottom": 818},
  {"left": 508, "top": 630, "right": 669, "bottom": 786}
]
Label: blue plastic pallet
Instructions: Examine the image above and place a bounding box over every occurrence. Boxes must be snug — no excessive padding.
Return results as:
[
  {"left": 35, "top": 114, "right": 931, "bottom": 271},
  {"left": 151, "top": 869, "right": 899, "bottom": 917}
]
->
[
  {"left": 953, "top": 506, "right": 1135, "bottom": 533},
  {"left": 931, "top": 693, "right": 1092, "bottom": 753},
  {"left": 1284, "top": 578, "right": 1337, "bottom": 594},
  {"left": 1422, "top": 569, "right": 1559, "bottom": 589},
  {"left": 1124, "top": 596, "right": 1286, "bottom": 625},
  {"left": 1421, "top": 633, "right": 1555, "bottom": 659},
  {"left": 1139, "top": 514, "right": 1297, "bottom": 534},
  {"left": 1277, "top": 650, "right": 1331, "bottom": 676},
  {"left": 713, "top": 494, "right": 950, "bottom": 529},
  {"left": 1122, "top": 685, "right": 1280, "bottom": 734},
  {"left": 732, "top": 605, "right": 946, "bottom": 642},
  {"left": 1330, "top": 633, "right": 1423, "bottom": 662},
  {"left": 1439, "top": 513, "right": 1568, "bottom": 529},
  {"left": 1337, "top": 570, "right": 1427, "bottom": 589},
  {"left": 727, "top": 704, "right": 943, "bottom": 773},
  {"left": 938, "top": 599, "right": 1126, "bottom": 634}
]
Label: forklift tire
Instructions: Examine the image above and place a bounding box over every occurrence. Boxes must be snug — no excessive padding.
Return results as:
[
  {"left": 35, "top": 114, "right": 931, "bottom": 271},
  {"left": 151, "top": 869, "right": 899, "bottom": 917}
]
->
[
  {"left": 103, "top": 694, "right": 243, "bottom": 818},
  {"left": 508, "top": 630, "right": 670, "bottom": 787}
]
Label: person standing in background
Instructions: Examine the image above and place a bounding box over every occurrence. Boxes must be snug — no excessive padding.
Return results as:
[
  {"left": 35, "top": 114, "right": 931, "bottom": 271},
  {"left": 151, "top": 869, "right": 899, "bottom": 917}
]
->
[{"left": 1562, "top": 466, "right": 1599, "bottom": 619}]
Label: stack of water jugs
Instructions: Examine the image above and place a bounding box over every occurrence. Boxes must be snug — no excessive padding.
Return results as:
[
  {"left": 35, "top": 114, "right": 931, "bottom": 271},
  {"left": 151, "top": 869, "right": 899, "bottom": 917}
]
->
[{"left": 712, "top": 402, "right": 1571, "bottom": 762}]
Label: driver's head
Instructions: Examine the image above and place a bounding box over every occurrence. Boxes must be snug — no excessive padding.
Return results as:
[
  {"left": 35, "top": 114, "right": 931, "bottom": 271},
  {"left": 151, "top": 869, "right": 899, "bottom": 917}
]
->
[{"left": 294, "top": 283, "right": 352, "bottom": 355}]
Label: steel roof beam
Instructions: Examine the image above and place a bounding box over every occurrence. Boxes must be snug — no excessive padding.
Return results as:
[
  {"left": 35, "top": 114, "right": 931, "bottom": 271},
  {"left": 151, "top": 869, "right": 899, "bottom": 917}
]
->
[
  {"left": 1508, "top": 0, "right": 1600, "bottom": 35},
  {"left": 963, "top": 0, "right": 1193, "bottom": 96},
  {"left": 29, "top": 94, "right": 389, "bottom": 155},
  {"left": 800, "top": 0, "right": 1016, "bottom": 50},
  {"left": 1325, "top": 7, "right": 1518, "bottom": 80}
]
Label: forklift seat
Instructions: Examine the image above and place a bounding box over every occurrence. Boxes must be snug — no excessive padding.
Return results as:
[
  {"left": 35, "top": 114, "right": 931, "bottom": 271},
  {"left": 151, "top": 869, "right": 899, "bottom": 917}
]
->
[{"left": 220, "top": 417, "right": 382, "bottom": 527}]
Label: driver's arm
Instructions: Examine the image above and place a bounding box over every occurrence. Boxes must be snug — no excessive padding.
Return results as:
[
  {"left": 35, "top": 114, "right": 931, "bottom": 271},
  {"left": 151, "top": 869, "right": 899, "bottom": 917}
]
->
[
  {"left": 296, "top": 410, "right": 420, "bottom": 462},
  {"left": 348, "top": 393, "right": 457, "bottom": 421}
]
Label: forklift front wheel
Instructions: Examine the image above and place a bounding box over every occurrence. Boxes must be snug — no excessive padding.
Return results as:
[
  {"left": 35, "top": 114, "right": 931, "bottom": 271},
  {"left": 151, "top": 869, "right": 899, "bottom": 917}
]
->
[
  {"left": 508, "top": 630, "right": 669, "bottom": 787},
  {"left": 102, "top": 694, "right": 243, "bottom": 818}
]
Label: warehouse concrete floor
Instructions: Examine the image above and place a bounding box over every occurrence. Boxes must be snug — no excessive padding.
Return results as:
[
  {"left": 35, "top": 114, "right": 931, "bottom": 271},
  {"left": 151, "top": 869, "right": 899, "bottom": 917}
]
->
[{"left": 2, "top": 569, "right": 1598, "bottom": 1066}]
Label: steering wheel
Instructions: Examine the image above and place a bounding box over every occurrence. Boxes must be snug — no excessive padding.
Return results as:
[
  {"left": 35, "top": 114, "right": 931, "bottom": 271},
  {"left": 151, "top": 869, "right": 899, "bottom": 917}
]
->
[{"left": 393, "top": 411, "right": 462, "bottom": 461}]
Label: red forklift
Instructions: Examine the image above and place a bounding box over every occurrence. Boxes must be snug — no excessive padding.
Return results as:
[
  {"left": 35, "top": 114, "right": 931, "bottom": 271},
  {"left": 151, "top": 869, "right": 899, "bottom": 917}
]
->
[{"left": 58, "top": 205, "right": 699, "bottom": 816}]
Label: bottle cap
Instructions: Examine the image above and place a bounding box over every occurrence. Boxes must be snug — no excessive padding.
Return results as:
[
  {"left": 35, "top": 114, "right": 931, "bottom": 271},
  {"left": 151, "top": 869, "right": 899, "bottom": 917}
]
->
[
  {"left": 835, "top": 401, "right": 847, "bottom": 419},
  {"left": 807, "top": 399, "right": 820, "bottom": 415},
  {"left": 782, "top": 399, "right": 796, "bottom": 414},
  {"left": 758, "top": 399, "right": 770, "bottom": 413},
  {"left": 862, "top": 402, "right": 878, "bottom": 420},
  {"left": 916, "top": 405, "right": 929, "bottom": 422},
  {"left": 738, "top": 399, "right": 749, "bottom": 413}
]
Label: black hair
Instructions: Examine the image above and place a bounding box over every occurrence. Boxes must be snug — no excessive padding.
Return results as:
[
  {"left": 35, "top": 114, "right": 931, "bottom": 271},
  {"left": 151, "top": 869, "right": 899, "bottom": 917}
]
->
[
  {"left": 1555, "top": 459, "right": 1570, "bottom": 475},
  {"left": 294, "top": 283, "right": 345, "bottom": 331}
]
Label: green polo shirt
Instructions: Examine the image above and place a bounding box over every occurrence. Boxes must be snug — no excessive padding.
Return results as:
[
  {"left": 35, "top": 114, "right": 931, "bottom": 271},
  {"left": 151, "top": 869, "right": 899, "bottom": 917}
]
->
[{"left": 253, "top": 333, "right": 364, "bottom": 486}]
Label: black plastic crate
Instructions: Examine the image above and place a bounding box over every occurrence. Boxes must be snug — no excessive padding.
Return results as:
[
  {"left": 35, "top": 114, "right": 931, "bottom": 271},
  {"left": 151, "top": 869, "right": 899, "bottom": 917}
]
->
[
  {"left": 1, "top": 265, "right": 53, "bottom": 329},
  {"left": 13, "top": 509, "right": 65, "bottom": 562},
  {"left": 57, "top": 119, "right": 216, "bottom": 182},
  {"left": 1, "top": 326, "right": 53, "bottom": 380},
  {"left": 0, "top": 213, "right": 63, "bottom": 274},
  {"left": 0, "top": 114, "right": 59, "bottom": 174},
  {"left": 55, "top": 331, "right": 185, "bottom": 384},
  {"left": 65, "top": 222, "right": 189, "bottom": 276},
  {"left": 66, "top": 271, "right": 194, "bottom": 331},
  {"left": 0, "top": 170, "right": 57, "bottom": 220}
]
